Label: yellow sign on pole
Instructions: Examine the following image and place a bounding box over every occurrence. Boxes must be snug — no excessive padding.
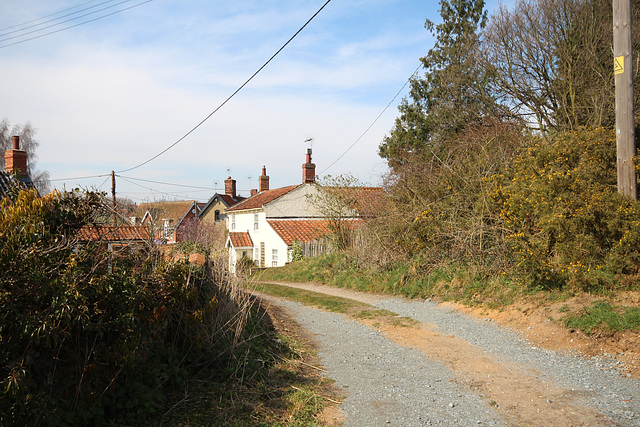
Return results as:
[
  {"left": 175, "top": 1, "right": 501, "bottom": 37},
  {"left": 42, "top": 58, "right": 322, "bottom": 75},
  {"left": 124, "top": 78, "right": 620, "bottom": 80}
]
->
[{"left": 615, "top": 55, "right": 625, "bottom": 75}]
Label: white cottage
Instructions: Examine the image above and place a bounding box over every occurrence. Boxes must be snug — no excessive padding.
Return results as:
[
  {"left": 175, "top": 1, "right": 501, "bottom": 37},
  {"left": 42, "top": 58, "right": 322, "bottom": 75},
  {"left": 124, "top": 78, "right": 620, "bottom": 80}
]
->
[{"left": 225, "top": 149, "right": 385, "bottom": 273}]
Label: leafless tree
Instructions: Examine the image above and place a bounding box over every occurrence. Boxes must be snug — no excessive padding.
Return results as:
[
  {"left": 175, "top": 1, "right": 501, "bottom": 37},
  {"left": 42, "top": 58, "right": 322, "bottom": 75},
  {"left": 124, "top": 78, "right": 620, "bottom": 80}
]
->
[
  {"left": 0, "top": 119, "right": 51, "bottom": 194},
  {"left": 483, "top": 0, "right": 639, "bottom": 131}
]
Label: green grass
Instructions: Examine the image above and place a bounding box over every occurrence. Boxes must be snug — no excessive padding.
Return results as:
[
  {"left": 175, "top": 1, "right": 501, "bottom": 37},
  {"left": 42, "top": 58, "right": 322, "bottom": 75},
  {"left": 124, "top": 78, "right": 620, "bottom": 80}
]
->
[
  {"left": 253, "top": 282, "right": 419, "bottom": 329},
  {"left": 253, "top": 282, "right": 370, "bottom": 314},
  {"left": 158, "top": 304, "right": 332, "bottom": 426},
  {"left": 256, "top": 253, "right": 640, "bottom": 334},
  {"left": 564, "top": 302, "right": 640, "bottom": 334}
]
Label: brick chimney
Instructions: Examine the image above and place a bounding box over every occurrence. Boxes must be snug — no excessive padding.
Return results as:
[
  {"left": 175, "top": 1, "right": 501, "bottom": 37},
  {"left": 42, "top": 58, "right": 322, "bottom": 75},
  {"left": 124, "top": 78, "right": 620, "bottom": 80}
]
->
[
  {"left": 251, "top": 188, "right": 258, "bottom": 196},
  {"left": 224, "top": 176, "right": 236, "bottom": 199},
  {"left": 302, "top": 148, "right": 315, "bottom": 183},
  {"left": 259, "top": 166, "right": 269, "bottom": 192},
  {"left": 4, "top": 136, "right": 27, "bottom": 179}
]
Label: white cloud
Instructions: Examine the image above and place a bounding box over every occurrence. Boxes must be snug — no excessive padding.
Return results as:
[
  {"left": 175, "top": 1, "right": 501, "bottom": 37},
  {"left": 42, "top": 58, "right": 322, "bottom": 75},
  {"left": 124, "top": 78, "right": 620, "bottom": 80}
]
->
[{"left": 0, "top": 0, "right": 441, "bottom": 200}]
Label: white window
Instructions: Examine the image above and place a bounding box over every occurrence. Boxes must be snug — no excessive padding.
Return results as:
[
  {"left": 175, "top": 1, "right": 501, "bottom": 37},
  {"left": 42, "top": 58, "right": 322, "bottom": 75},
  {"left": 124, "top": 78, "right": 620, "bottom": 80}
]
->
[
  {"left": 260, "top": 242, "right": 265, "bottom": 267},
  {"left": 162, "top": 219, "right": 170, "bottom": 239},
  {"left": 254, "top": 247, "right": 259, "bottom": 263},
  {"left": 272, "top": 249, "right": 278, "bottom": 267},
  {"left": 254, "top": 213, "right": 259, "bottom": 231},
  {"left": 231, "top": 214, "right": 236, "bottom": 231}
]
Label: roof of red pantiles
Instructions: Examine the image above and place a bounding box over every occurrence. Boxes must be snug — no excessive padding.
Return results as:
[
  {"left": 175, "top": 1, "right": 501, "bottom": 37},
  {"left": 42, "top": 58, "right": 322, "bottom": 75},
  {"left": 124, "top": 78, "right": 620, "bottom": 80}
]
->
[
  {"left": 228, "top": 231, "right": 253, "bottom": 248},
  {"left": 77, "top": 225, "right": 150, "bottom": 242},
  {"left": 324, "top": 186, "right": 387, "bottom": 218},
  {"left": 267, "top": 219, "right": 360, "bottom": 245},
  {"left": 133, "top": 200, "right": 198, "bottom": 223}
]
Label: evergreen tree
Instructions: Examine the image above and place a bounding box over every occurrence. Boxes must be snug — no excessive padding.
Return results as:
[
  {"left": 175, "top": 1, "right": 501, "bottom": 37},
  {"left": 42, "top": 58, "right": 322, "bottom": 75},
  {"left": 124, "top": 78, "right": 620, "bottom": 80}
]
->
[{"left": 379, "top": 0, "right": 500, "bottom": 169}]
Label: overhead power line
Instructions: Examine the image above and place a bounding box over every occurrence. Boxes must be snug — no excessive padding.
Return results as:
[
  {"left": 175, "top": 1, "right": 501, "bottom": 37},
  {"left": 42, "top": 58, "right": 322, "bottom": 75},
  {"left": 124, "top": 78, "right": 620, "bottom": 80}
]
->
[
  {"left": 0, "top": 0, "right": 121, "bottom": 38},
  {"left": 0, "top": 0, "right": 106, "bottom": 32},
  {"left": 116, "top": 174, "right": 214, "bottom": 190},
  {"left": 118, "top": 175, "right": 211, "bottom": 199},
  {"left": 319, "top": 64, "right": 421, "bottom": 176},
  {"left": 49, "top": 173, "right": 111, "bottom": 182},
  {"left": 116, "top": 0, "right": 333, "bottom": 174},
  {"left": 0, "top": 0, "right": 154, "bottom": 49}
]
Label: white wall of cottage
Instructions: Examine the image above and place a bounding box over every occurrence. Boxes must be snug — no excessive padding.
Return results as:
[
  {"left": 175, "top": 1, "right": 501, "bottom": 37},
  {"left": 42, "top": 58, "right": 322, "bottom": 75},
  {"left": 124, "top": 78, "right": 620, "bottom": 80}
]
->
[
  {"left": 263, "top": 184, "right": 322, "bottom": 218},
  {"left": 227, "top": 208, "right": 289, "bottom": 269}
]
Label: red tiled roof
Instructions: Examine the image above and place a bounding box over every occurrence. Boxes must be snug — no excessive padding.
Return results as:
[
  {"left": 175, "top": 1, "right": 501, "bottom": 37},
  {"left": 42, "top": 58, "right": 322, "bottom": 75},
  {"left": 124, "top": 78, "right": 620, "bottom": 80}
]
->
[
  {"left": 226, "top": 185, "right": 300, "bottom": 212},
  {"left": 324, "top": 187, "right": 387, "bottom": 218},
  {"left": 218, "top": 193, "right": 245, "bottom": 207},
  {"left": 228, "top": 231, "right": 253, "bottom": 248},
  {"left": 133, "top": 200, "right": 199, "bottom": 223},
  {"left": 267, "top": 219, "right": 338, "bottom": 245},
  {"left": 77, "top": 225, "right": 150, "bottom": 242}
]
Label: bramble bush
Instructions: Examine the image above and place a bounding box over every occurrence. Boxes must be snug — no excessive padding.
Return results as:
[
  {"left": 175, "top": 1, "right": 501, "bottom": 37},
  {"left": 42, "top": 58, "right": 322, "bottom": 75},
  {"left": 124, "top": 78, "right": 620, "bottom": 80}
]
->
[
  {"left": 496, "top": 127, "right": 640, "bottom": 291},
  {"left": 0, "top": 187, "right": 251, "bottom": 425},
  {"left": 384, "top": 121, "right": 522, "bottom": 269}
]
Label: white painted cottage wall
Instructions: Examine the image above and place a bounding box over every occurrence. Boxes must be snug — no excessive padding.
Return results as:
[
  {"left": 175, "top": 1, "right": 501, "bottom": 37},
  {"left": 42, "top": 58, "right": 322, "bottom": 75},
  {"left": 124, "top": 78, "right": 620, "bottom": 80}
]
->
[
  {"left": 227, "top": 208, "right": 290, "bottom": 268},
  {"left": 263, "top": 184, "right": 322, "bottom": 218}
]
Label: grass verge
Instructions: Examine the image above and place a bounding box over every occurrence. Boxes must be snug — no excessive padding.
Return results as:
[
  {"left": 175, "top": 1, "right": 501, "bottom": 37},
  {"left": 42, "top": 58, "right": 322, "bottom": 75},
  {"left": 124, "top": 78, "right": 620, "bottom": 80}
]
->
[
  {"left": 253, "top": 282, "right": 417, "bottom": 329},
  {"left": 563, "top": 302, "right": 640, "bottom": 335},
  {"left": 158, "top": 297, "right": 336, "bottom": 426},
  {"left": 254, "top": 254, "right": 640, "bottom": 335}
]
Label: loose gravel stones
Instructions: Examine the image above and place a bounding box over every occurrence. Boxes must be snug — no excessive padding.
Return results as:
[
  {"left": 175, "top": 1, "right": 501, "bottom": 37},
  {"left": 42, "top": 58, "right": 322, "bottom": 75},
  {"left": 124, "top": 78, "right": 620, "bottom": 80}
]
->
[{"left": 266, "top": 288, "right": 640, "bottom": 426}]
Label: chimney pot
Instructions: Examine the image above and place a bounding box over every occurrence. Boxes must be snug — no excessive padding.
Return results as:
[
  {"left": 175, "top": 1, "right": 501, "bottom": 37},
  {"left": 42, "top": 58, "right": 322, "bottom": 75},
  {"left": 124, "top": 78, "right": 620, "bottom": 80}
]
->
[
  {"left": 259, "top": 166, "right": 269, "bottom": 192},
  {"left": 224, "top": 176, "right": 237, "bottom": 199},
  {"left": 302, "top": 149, "right": 315, "bottom": 184},
  {"left": 5, "top": 136, "right": 28, "bottom": 178}
]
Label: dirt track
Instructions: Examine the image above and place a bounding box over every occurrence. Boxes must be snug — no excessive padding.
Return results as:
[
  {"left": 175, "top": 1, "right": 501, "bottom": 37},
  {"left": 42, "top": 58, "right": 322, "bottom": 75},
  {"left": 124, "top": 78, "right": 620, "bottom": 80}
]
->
[{"left": 257, "top": 281, "right": 640, "bottom": 426}]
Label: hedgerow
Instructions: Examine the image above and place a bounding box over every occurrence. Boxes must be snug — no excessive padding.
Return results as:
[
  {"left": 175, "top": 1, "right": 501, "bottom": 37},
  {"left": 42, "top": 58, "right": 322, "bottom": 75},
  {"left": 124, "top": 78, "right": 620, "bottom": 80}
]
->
[
  {"left": 496, "top": 127, "right": 640, "bottom": 291},
  {"left": 0, "top": 188, "right": 251, "bottom": 425}
]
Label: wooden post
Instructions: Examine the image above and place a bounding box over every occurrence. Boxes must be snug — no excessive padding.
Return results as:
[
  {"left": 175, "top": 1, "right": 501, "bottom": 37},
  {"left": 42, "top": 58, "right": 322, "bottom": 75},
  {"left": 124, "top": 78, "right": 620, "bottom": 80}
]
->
[
  {"left": 112, "top": 171, "right": 117, "bottom": 225},
  {"left": 614, "top": 0, "right": 637, "bottom": 199}
]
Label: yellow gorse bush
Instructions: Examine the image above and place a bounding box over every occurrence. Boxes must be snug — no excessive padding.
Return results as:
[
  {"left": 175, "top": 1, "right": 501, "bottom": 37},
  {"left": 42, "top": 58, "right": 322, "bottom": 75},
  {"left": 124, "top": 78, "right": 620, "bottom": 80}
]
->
[{"left": 496, "top": 127, "right": 640, "bottom": 290}]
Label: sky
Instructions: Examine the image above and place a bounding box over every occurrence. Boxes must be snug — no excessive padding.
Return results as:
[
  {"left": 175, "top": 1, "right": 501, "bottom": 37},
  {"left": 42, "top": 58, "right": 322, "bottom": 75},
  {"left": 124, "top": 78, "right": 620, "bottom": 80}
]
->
[{"left": 0, "top": 0, "right": 502, "bottom": 202}]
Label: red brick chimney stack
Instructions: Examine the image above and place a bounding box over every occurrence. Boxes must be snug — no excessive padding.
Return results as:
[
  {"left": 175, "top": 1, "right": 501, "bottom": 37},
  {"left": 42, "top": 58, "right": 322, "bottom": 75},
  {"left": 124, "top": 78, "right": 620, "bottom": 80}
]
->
[
  {"left": 224, "top": 176, "right": 236, "bottom": 199},
  {"left": 259, "top": 166, "right": 269, "bottom": 192},
  {"left": 5, "top": 136, "right": 27, "bottom": 178},
  {"left": 302, "top": 148, "right": 315, "bottom": 183}
]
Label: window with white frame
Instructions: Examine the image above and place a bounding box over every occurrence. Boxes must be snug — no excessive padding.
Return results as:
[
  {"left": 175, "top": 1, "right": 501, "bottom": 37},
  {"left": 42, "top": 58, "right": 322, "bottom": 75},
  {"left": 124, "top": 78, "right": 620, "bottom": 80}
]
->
[
  {"left": 254, "top": 213, "right": 259, "bottom": 231},
  {"left": 272, "top": 249, "right": 278, "bottom": 267},
  {"left": 231, "top": 214, "right": 236, "bottom": 230},
  {"left": 254, "top": 247, "right": 259, "bottom": 263},
  {"left": 260, "top": 242, "right": 265, "bottom": 267}
]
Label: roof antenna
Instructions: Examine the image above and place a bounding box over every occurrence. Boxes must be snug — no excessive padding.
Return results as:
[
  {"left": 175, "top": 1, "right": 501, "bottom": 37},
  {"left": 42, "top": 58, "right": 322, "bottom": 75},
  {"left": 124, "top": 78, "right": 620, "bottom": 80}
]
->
[{"left": 304, "top": 137, "right": 313, "bottom": 150}]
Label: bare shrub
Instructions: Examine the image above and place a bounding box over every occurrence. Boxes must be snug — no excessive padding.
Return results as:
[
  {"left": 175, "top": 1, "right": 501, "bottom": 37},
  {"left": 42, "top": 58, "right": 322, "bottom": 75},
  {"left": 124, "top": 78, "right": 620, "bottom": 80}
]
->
[{"left": 380, "top": 121, "right": 523, "bottom": 270}]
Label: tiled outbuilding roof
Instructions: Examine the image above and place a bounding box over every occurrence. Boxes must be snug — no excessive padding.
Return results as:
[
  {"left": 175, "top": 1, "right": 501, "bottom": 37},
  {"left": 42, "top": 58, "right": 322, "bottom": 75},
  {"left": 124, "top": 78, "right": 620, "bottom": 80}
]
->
[
  {"left": 324, "top": 186, "right": 387, "bottom": 218},
  {"left": 133, "top": 200, "right": 199, "bottom": 224},
  {"left": 77, "top": 225, "right": 150, "bottom": 242},
  {"left": 267, "top": 219, "right": 340, "bottom": 245},
  {"left": 228, "top": 231, "right": 253, "bottom": 248},
  {"left": 226, "top": 185, "right": 300, "bottom": 212}
]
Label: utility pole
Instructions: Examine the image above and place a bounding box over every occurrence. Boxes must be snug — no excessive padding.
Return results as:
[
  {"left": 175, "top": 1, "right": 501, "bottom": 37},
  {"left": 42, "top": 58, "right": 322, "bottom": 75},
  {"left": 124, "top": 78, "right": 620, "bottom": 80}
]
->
[
  {"left": 614, "top": 0, "right": 637, "bottom": 200},
  {"left": 111, "top": 170, "right": 117, "bottom": 226}
]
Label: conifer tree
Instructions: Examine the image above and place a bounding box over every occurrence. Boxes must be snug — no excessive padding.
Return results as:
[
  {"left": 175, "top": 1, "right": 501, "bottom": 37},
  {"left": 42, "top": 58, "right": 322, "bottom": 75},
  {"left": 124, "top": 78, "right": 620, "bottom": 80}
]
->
[{"left": 379, "top": 0, "right": 500, "bottom": 169}]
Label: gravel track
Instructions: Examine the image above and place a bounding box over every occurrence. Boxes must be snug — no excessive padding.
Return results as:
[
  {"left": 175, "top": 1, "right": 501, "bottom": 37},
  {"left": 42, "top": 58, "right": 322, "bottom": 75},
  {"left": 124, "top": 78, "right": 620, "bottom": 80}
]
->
[{"left": 265, "top": 286, "right": 640, "bottom": 426}]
